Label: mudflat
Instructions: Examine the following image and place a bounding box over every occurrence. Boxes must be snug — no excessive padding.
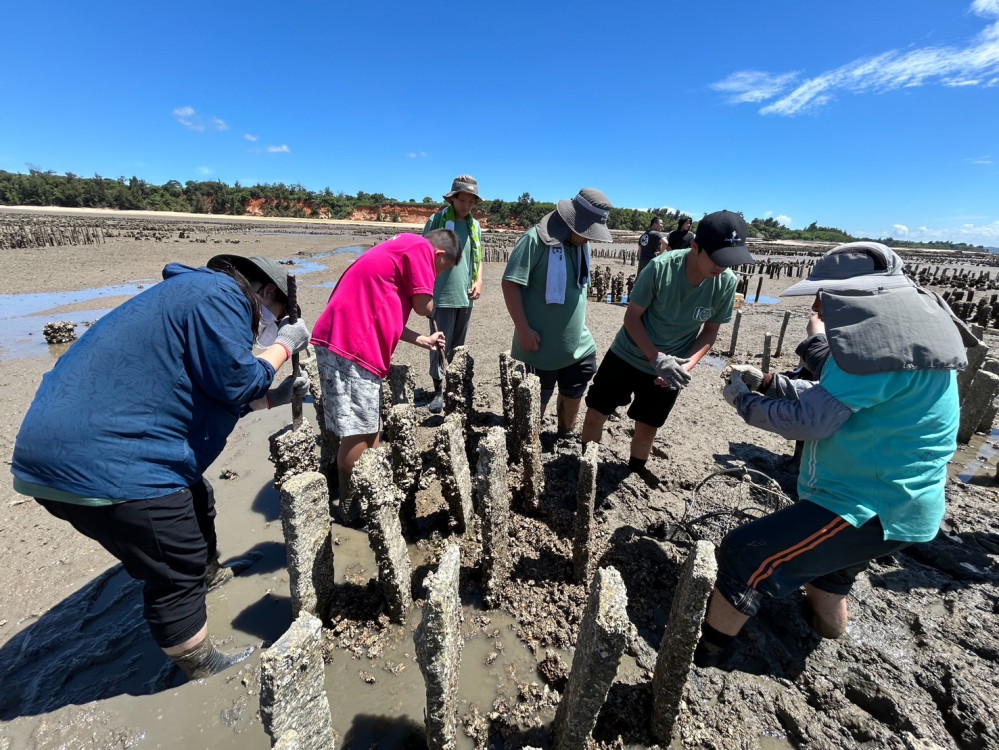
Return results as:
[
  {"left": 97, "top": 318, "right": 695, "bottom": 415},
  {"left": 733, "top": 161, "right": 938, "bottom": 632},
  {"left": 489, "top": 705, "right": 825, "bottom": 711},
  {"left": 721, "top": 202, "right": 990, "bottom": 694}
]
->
[{"left": 0, "top": 209, "right": 996, "bottom": 749}]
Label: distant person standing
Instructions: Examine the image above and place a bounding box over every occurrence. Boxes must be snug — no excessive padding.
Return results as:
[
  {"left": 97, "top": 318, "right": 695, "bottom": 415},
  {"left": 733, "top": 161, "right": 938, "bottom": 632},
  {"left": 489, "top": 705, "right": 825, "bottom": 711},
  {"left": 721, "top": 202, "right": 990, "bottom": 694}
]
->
[
  {"left": 667, "top": 215, "right": 695, "bottom": 250},
  {"left": 502, "top": 188, "right": 613, "bottom": 436},
  {"left": 637, "top": 216, "right": 668, "bottom": 276},
  {"left": 422, "top": 175, "right": 484, "bottom": 413}
]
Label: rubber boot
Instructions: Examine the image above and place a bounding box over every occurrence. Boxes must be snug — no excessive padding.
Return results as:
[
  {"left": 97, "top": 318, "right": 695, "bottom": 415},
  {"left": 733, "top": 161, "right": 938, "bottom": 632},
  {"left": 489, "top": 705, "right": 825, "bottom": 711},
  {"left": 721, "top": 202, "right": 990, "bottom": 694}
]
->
[
  {"left": 170, "top": 637, "right": 256, "bottom": 680},
  {"left": 429, "top": 378, "right": 444, "bottom": 414},
  {"left": 205, "top": 555, "right": 233, "bottom": 591}
]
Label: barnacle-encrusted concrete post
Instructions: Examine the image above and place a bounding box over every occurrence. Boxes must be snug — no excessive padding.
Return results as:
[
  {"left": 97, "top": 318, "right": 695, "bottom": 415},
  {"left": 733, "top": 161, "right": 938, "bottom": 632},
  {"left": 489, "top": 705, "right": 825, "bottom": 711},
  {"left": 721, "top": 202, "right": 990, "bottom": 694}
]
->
[
  {"left": 443, "top": 346, "right": 474, "bottom": 427},
  {"left": 353, "top": 447, "right": 412, "bottom": 622},
  {"left": 573, "top": 443, "right": 599, "bottom": 584},
  {"left": 551, "top": 566, "right": 630, "bottom": 749},
  {"left": 509, "top": 362, "right": 527, "bottom": 458},
  {"left": 260, "top": 613, "right": 334, "bottom": 750},
  {"left": 384, "top": 402, "right": 421, "bottom": 527},
  {"left": 381, "top": 363, "right": 415, "bottom": 420},
  {"left": 269, "top": 422, "right": 320, "bottom": 490},
  {"left": 515, "top": 372, "right": 544, "bottom": 511},
  {"left": 651, "top": 540, "right": 718, "bottom": 743},
  {"left": 476, "top": 427, "right": 510, "bottom": 607},
  {"left": 415, "top": 544, "right": 463, "bottom": 750},
  {"left": 499, "top": 351, "right": 516, "bottom": 428},
  {"left": 958, "top": 370, "right": 999, "bottom": 443},
  {"left": 301, "top": 352, "right": 341, "bottom": 516},
  {"left": 434, "top": 413, "right": 474, "bottom": 532},
  {"left": 279, "top": 471, "right": 334, "bottom": 620}
]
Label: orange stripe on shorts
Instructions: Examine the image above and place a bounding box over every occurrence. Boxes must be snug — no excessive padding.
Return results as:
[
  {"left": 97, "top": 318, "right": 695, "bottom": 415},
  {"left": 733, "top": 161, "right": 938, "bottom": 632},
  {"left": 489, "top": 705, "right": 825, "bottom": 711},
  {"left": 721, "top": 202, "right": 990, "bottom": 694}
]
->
[{"left": 746, "top": 517, "right": 851, "bottom": 590}]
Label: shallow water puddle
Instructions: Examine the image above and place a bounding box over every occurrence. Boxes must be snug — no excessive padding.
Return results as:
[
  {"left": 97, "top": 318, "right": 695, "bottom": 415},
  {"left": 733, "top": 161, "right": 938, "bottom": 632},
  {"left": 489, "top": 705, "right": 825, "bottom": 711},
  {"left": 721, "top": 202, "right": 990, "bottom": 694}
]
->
[
  {"left": 746, "top": 295, "right": 781, "bottom": 305},
  {"left": 953, "top": 427, "right": 999, "bottom": 483}
]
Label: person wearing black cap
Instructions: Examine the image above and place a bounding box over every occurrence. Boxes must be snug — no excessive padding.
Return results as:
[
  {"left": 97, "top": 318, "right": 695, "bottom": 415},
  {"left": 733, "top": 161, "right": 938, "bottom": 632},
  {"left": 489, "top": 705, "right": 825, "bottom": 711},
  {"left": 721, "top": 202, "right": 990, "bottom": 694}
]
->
[
  {"left": 581, "top": 211, "right": 754, "bottom": 478},
  {"left": 11, "top": 254, "right": 311, "bottom": 681},
  {"left": 667, "top": 216, "right": 695, "bottom": 250},
  {"left": 637, "top": 215, "right": 667, "bottom": 277},
  {"left": 501, "top": 188, "right": 613, "bottom": 435},
  {"left": 695, "top": 242, "right": 972, "bottom": 667}
]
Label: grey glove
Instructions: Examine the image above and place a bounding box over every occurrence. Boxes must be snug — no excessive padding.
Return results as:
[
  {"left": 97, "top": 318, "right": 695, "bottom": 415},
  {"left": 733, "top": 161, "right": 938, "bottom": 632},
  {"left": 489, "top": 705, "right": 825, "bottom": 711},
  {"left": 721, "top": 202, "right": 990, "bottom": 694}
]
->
[
  {"left": 268, "top": 375, "right": 310, "bottom": 408},
  {"left": 730, "top": 364, "right": 764, "bottom": 391},
  {"left": 653, "top": 353, "right": 691, "bottom": 389},
  {"left": 275, "top": 319, "right": 310, "bottom": 355},
  {"left": 723, "top": 371, "right": 751, "bottom": 407}
]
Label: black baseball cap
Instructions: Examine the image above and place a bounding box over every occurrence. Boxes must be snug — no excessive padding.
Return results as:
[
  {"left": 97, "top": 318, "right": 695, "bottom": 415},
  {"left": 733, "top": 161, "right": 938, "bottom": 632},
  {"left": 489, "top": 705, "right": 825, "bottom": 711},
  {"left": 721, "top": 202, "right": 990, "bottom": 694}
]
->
[{"left": 694, "top": 210, "right": 755, "bottom": 267}]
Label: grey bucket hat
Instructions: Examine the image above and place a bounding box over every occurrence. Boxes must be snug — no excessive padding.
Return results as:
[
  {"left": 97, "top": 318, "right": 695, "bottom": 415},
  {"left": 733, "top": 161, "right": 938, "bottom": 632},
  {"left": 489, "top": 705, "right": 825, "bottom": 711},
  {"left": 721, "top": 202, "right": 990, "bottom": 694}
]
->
[
  {"left": 443, "top": 174, "right": 482, "bottom": 204},
  {"left": 554, "top": 188, "right": 613, "bottom": 243},
  {"left": 209, "top": 254, "right": 289, "bottom": 298},
  {"left": 781, "top": 242, "right": 914, "bottom": 297}
]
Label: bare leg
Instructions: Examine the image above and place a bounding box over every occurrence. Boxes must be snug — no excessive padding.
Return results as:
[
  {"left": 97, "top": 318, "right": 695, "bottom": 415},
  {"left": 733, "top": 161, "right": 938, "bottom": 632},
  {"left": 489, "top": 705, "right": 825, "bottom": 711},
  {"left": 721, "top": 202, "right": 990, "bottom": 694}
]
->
[
  {"left": 557, "top": 395, "right": 582, "bottom": 436},
  {"left": 581, "top": 407, "right": 608, "bottom": 445},
  {"left": 163, "top": 624, "right": 208, "bottom": 657},
  {"left": 337, "top": 432, "right": 379, "bottom": 496},
  {"left": 803, "top": 584, "right": 848, "bottom": 638},
  {"left": 630, "top": 421, "right": 659, "bottom": 461}
]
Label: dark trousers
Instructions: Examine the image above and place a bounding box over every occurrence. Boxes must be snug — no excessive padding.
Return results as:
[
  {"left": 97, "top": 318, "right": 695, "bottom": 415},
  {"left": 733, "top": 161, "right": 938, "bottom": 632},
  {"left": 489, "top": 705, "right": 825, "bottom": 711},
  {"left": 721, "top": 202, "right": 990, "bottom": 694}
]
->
[
  {"left": 430, "top": 306, "right": 473, "bottom": 382},
  {"left": 38, "top": 477, "right": 217, "bottom": 648}
]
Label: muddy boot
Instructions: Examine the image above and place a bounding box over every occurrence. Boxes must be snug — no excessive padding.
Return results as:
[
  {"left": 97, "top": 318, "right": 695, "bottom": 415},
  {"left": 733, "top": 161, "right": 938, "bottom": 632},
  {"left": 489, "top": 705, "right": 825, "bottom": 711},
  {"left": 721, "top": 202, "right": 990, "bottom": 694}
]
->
[
  {"left": 205, "top": 556, "right": 234, "bottom": 591},
  {"left": 170, "top": 638, "right": 256, "bottom": 680},
  {"left": 429, "top": 379, "right": 444, "bottom": 414}
]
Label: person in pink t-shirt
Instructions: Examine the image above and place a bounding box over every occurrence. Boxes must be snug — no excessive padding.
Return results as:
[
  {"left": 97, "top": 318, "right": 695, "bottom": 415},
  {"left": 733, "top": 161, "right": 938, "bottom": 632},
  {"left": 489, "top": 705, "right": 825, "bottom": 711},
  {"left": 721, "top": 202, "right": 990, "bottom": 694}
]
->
[{"left": 311, "top": 230, "right": 461, "bottom": 504}]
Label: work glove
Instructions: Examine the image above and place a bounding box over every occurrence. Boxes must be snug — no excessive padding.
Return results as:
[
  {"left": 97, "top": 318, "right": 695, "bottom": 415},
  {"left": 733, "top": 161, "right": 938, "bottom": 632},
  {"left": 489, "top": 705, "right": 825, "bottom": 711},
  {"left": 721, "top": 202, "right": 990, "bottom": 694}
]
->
[
  {"left": 723, "top": 370, "right": 751, "bottom": 407},
  {"left": 267, "top": 375, "right": 310, "bottom": 408},
  {"left": 653, "top": 353, "right": 691, "bottom": 389},
  {"left": 274, "top": 319, "right": 311, "bottom": 356},
  {"left": 729, "top": 364, "right": 764, "bottom": 392}
]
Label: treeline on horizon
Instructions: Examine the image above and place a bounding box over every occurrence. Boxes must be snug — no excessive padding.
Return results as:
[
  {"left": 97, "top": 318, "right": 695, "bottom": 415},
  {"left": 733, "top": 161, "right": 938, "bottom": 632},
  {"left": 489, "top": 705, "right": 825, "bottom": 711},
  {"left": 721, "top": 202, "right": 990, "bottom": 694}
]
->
[{"left": 0, "top": 169, "right": 986, "bottom": 252}]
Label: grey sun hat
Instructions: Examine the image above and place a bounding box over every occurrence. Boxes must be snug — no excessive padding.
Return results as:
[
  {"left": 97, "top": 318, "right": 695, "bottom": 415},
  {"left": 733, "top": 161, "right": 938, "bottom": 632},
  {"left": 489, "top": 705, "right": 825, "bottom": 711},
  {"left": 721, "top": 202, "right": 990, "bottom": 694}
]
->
[
  {"left": 553, "top": 188, "right": 614, "bottom": 243},
  {"left": 443, "top": 174, "right": 482, "bottom": 204},
  {"left": 209, "top": 254, "right": 289, "bottom": 298},
  {"left": 781, "top": 242, "right": 914, "bottom": 297}
]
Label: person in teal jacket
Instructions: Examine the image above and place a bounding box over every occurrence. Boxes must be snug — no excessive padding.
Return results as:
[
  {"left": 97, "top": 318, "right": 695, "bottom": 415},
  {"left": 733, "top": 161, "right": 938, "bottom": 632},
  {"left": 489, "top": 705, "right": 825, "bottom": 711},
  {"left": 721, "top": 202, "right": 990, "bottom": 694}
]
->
[
  {"left": 696, "top": 243, "right": 974, "bottom": 667},
  {"left": 423, "top": 174, "right": 484, "bottom": 413},
  {"left": 11, "top": 256, "right": 311, "bottom": 680}
]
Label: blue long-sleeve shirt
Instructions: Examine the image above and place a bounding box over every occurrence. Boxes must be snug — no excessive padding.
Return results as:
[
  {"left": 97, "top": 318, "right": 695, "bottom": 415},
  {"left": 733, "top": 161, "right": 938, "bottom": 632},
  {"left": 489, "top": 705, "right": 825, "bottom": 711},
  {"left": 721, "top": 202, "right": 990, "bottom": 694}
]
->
[{"left": 12, "top": 264, "right": 275, "bottom": 501}]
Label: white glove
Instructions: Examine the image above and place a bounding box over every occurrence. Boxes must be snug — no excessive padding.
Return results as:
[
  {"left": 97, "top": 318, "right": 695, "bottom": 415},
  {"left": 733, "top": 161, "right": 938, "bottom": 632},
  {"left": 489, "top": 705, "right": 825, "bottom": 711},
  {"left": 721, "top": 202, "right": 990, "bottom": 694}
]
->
[
  {"left": 268, "top": 375, "right": 310, "bottom": 408},
  {"left": 730, "top": 364, "right": 764, "bottom": 392},
  {"left": 723, "top": 371, "right": 751, "bottom": 407},
  {"left": 653, "top": 353, "right": 691, "bottom": 389},
  {"left": 275, "top": 319, "right": 311, "bottom": 356}
]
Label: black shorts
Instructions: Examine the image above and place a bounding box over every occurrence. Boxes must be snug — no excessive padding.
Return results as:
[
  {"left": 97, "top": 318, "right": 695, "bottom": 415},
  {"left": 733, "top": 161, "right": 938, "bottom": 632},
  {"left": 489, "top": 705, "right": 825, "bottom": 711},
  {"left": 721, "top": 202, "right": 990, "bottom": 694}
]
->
[
  {"left": 37, "top": 478, "right": 217, "bottom": 648},
  {"left": 527, "top": 352, "right": 597, "bottom": 399},
  {"left": 585, "top": 349, "right": 680, "bottom": 428}
]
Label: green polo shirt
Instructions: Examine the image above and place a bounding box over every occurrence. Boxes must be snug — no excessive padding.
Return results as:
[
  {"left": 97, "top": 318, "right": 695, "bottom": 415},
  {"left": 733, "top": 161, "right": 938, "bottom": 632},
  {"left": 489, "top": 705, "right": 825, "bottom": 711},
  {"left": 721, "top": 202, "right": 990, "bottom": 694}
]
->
[{"left": 424, "top": 212, "right": 475, "bottom": 309}]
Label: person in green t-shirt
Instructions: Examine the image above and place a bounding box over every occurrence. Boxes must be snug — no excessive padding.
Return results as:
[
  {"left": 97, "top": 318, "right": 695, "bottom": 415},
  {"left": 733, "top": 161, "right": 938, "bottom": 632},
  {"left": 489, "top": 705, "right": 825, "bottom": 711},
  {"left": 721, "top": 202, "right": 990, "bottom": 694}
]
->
[
  {"left": 581, "top": 211, "right": 754, "bottom": 478},
  {"left": 423, "top": 175, "right": 484, "bottom": 413},
  {"left": 502, "top": 188, "right": 613, "bottom": 436}
]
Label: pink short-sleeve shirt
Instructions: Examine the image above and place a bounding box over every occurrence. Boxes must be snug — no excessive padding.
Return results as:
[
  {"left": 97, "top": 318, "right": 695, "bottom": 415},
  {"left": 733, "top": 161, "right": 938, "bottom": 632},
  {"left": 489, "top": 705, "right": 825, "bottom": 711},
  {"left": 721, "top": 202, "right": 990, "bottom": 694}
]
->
[{"left": 310, "top": 233, "right": 436, "bottom": 378}]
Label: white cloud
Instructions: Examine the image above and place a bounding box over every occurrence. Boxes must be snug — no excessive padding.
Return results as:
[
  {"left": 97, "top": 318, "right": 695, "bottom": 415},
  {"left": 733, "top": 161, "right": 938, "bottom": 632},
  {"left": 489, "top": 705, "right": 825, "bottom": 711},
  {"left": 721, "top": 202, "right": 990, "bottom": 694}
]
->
[
  {"left": 776, "top": 214, "right": 793, "bottom": 226},
  {"left": 893, "top": 224, "right": 910, "bottom": 235},
  {"left": 212, "top": 117, "right": 228, "bottom": 131},
  {"left": 197, "top": 166, "right": 212, "bottom": 175},
  {"left": 716, "top": 2, "right": 999, "bottom": 115},
  {"left": 969, "top": 155, "right": 994, "bottom": 164},
  {"left": 245, "top": 134, "right": 258, "bottom": 142},
  {"left": 173, "top": 106, "right": 203, "bottom": 131},
  {"left": 407, "top": 151, "right": 428, "bottom": 158},
  {"left": 872, "top": 218, "right": 999, "bottom": 246},
  {"left": 268, "top": 144, "right": 290, "bottom": 153}
]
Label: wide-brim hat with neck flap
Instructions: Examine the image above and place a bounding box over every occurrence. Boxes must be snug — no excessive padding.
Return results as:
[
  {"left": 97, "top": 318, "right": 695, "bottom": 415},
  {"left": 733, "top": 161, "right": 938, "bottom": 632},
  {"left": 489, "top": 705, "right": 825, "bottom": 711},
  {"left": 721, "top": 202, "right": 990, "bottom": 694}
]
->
[
  {"left": 209, "top": 254, "right": 289, "bottom": 298},
  {"left": 555, "top": 188, "right": 613, "bottom": 243},
  {"left": 443, "top": 174, "right": 482, "bottom": 204},
  {"left": 781, "top": 242, "right": 914, "bottom": 297}
]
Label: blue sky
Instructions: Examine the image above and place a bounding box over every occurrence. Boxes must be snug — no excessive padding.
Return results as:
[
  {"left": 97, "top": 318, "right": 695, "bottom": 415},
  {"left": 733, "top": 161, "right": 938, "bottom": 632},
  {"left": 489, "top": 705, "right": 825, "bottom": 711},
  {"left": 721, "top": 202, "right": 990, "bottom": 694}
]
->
[{"left": 2, "top": 0, "right": 998, "bottom": 247}]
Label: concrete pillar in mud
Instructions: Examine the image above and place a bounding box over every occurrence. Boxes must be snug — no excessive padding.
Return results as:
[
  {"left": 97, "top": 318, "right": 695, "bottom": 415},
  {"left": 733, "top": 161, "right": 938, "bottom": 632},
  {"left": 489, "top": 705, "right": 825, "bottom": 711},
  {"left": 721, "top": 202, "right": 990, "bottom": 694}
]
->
[
  {"left": 573, "top": 442, "right": 599, "bottom": 584},
  {"left": 354, "top": 447, "right": 413, "bottom": 622},
  {"left": 443, "top": 346, "right": 475, "bottom": 427},
  {"left": 434, "top": 413, "right": 474, "bottom": 532},
  {"left": 774, "top": 311, "right": 792, "bottom": 357},
  {"left": 958, "top": 370, "right": 999, "bottom": 444},
  {"left": 273, "top": 729, "right": 302, "bottom": 749},
  {"left": 415, "top": 544, "right": 463, "bottom": 750},
  {"left": 957, "top": 342, "right": 990, "bottom": 402},
  {"left": 508, "top": 361, "right": 527, "bottom": 458},
  {"left": 279, "top": 472, "right": 335, "bottom": 620},
  {"left": 269, "top": 422, "right": 320, "bottom": 490},
  {"left": 651, "top": 540, "right": 718, "bottom": 743},
  {"left": 727, "top": 311, "right": 742, "bottom": 357},
  {"left": 476, "top": 427, "right": 510, "bottom": 608},
  {"left": 499, "top": 351, "right": 515, "bottom": 428},
  {"left": 260, "top": 613, "right": 334, "bottom": 750},
  {"left": 300, "top": 353, "right": 340, "bottom": 514},
  {"left": 384, "top": 402, "right": 421, "bottom": 500},
  {"left": 977, "top": 359, "right": 999, "bottom": 433},
  {"left": 515, "top": 372, "right": 545, "bottom": 512},
  {"left": 761, "top": 333, "right": 773, "bottom": 374},
  {"left": 381, "top": 363, "right": 415, "bottom": 421},
  {"left": 551, "top": 566, "right": 630, "bottom": 750}
]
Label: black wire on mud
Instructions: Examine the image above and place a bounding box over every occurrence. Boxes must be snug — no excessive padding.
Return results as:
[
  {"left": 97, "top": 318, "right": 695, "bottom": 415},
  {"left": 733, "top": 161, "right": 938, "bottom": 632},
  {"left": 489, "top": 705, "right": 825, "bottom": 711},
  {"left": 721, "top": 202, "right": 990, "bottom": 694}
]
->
[{"left": 670, "top": 466, "right": 793, "bottom": 546}]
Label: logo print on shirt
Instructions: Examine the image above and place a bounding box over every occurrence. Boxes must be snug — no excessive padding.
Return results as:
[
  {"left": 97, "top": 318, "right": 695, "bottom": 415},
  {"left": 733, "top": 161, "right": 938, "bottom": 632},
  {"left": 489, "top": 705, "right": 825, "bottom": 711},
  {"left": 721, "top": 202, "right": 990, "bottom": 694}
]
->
[{"left": 693, "top": 307, "right": 713, "bottom": 322}]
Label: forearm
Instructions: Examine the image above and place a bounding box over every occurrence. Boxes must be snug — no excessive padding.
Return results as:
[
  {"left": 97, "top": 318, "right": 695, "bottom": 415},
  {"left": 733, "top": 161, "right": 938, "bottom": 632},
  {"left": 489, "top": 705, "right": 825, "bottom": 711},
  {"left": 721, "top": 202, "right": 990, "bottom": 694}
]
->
[
  {"left": 735, "top": 385, "right": 852, "bottom": 440},
  {"left": 684, "top": 326, "right": 719, "bottom": 369},
  {"left": 623, "top": 313, "right": 659, "bottom": 364},
  {"left": 257, "top": 343, "right": 289, "bottom": 373}
]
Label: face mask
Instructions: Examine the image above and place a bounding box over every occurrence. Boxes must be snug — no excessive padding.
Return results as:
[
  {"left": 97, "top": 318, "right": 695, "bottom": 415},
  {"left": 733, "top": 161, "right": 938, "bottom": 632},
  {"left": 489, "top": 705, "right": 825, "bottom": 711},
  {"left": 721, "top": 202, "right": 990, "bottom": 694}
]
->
[{"left": 255, "top": 302, "right": 278, "bottom": 348}]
